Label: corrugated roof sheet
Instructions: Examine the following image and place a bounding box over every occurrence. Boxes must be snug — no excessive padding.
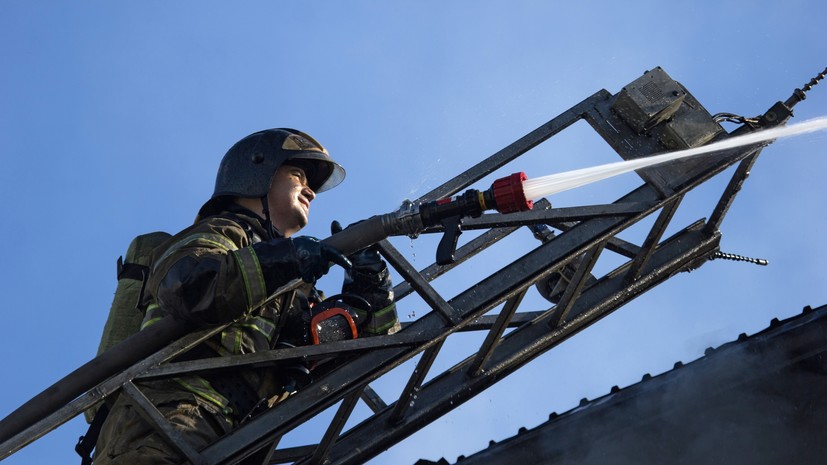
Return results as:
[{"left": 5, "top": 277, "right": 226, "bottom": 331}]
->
[{"left": 420, "top": 304, "right": 827, "bottom": 465}]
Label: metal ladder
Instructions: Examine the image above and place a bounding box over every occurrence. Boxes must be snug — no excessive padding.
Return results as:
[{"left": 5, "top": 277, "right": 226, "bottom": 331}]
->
[{"left": 0, "top": 66, "right": 795, "bottom": 464}]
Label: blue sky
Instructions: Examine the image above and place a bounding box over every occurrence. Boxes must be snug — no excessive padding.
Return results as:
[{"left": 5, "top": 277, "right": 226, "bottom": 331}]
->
[{"left": 1, "top": 2, "right": 826, "bottom": 464}]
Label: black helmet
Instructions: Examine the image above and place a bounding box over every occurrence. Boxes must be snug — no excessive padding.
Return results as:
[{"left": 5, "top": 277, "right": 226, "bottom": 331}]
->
[{"left": 199, "top": 128, "right": 345, "bottom": 218}]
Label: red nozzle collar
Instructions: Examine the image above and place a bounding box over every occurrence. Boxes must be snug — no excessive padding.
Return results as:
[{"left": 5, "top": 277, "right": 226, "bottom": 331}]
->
[{"left": 492, "top": 172, "right": 533, "bottom": 214}]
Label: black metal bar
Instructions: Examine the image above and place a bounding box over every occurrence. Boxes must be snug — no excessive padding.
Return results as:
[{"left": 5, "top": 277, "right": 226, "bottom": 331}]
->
[
  {"left": 399, "top": 311, "right": 549, "bottom": 333},
  {"left": 121, "top": 381, "right": 207, "bottom": 465},
  {"left": 139, "top": 332, "right": 431, "bottom": 381},
  {"left": 199, "top": 345, "right": 405, "bottom": 464},
  {"left": 376, "top": 239, "right": 461, "bottom": 325},
  {"left": 500, "top": 228, "right": 720, "bottom": 374},
  {"left": 555, "top": 221, "right": 642, "bottom": 259},
  {"left": 197, "top": 183, "right": 666, "bottom": 464},
  {"left": 455, "top": 203, "right": 652, "bottom": 230},
  {"left": 198, "top": 154, "right": 749, "bottom": 464},
  {"left": 528, "top": 218, "right": 701, "bottom": 327},
  {"left": 254, "top": 435, "right": 282, "bottom": 465},
  {"left": 359, "top": 385, "right": 387, "bottom": 414},
  {"left": 460, "top": 312, "right": 547, "bottom": 332},
  {"left": 468, "top": 290, "right": 527, "bottom": 377},
  {"left": 307, "top": 132, "right": 762, "bottom": 462},
  {"left": 322, "top": 223, "right": 721, "bottom": 465},
  {"left": 305, "top": 390, "right": 362, "bottom": 465},
  {"left": 267, "top": 445, "right": 316, "bottom": 464},
  {"left": 393, "top": 226, "right": 517, "bottom": 301},
  {"left": 624, "top": 196, "right": 683, "bottom": 284},
  {"left": 394, "top": 198, "right": 552, "bottom": 301},
  {"left": 547, "top": 239, "right": 607, "bottom": 329},
  {"left": 704, "top": 152, "right": 761, "bottom": 234},
  {"left": 419, "top": 91, "right": 611, "bottom": 201},
  {"left": 0, "top": 322, "right": 227, "bottom": 460},
  {"left": 388, "top": 340, "right": 445, "bottom": 425}
]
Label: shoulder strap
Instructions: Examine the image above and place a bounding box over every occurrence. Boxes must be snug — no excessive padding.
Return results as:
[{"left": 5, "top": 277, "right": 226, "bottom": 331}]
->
[
  {"left": 116, "top": 256, "right": 149, "bottom": 282},
  {"left": 75, "top": 404, "right": 109, "bottom": 465}
]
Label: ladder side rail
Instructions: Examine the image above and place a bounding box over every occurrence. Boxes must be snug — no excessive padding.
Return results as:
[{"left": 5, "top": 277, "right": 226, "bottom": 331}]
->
[
  {"left": 197, "top": 179, "right": 692, "bottom": 463},
  {"left": 323, "top": 223, "right": 721, "bottom": 465},
  {"left": 0, "top": 323, "right": 227, "bottom": 460}
]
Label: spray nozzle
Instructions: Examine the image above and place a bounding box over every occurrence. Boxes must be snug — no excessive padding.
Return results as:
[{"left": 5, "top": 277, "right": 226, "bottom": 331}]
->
[
  {"left": 419, "top": 172, "right": 533, "bottom": 227},
  {"left": 416, "top": 172, "right": 533, "bottom": 265},
  {"left": 487, "top": 172, "right": 534, "bottom": 214}
]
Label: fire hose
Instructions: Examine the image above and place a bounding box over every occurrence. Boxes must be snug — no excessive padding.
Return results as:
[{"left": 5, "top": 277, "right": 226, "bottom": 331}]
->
[{"left": 0, "top": 172, "right": 532, "bottom": 448}]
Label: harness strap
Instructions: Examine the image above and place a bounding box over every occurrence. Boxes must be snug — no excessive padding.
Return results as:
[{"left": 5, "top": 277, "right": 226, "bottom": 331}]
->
[{"left": 75, "top": 404, "right": 109, "bottom": 465}]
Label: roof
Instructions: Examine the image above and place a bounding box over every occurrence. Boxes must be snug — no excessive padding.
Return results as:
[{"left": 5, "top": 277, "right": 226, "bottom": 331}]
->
[{"left": 420, "top": 304, "right": 827, "bottom": 465}]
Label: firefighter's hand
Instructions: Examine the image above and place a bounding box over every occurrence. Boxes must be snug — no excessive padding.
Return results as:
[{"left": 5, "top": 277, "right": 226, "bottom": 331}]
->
[
  {"left": 292, "top": 236, "right": 352, "bottom": 283},
  {"left": 331, "top": 221, "right": 383, "bottom": 271},
  {"left": 252, "top": 236, "right": 351, "bottom": 289}
]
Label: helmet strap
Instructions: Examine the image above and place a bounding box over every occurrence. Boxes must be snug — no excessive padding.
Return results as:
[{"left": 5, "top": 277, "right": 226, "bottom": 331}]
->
[{"left": 260, "top": 196, "right": 278, "bottom": 238}]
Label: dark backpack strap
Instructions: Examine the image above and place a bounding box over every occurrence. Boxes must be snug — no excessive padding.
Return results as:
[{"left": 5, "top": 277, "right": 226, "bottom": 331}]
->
[
  {"left": 116, "top": 256, "right": 150, "bottom": 281},
  {"left": 75, "top": 403, "right": 109, "bottom": 465},
  {"left": 116, "top": 256, "right": 152, "bottom": 311}
]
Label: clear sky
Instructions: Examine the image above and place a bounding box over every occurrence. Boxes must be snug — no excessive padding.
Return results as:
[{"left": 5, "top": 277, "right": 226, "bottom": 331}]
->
[{"left": 1, "top": 2, "right": 826, "bottom": 464}]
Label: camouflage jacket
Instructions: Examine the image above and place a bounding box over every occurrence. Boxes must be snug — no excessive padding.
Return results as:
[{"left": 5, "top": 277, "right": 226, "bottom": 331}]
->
[{"left": 139, "top": 205, "right": 399, "bottom": 418}]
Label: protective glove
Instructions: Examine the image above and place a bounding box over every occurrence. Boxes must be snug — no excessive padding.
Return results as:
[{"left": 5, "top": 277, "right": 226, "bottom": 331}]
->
[
  {"left": 330, "top": 220, "right": 384, "bottom": 273},
  {"left": 252, "top": 236, "right": 351, "bottom": 292},
  {"left": 331, "top": 220, "right": 399, "bottom": 336}
]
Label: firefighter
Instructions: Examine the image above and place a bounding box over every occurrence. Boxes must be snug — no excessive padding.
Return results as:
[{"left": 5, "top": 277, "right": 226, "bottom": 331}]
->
[{"left": 93, "top": 128, "right": 399, "bottom": 464}]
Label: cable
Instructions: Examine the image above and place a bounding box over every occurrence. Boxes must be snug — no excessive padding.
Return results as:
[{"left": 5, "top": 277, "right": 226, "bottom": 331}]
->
[
  {"left": 715, "top": 66, "right": 826, "bottom": 127},
  {"left": 784, "top": 65, "right": 827, "bottom": 109},
  {"left": 711, "top": 251, "right": 769, "bottom": 266},
  {"left": 712, "top": 112, "right": 760, "bottom": 126}
]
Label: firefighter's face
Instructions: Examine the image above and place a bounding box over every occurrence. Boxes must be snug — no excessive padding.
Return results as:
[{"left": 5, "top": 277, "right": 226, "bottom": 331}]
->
[{"left": 268, "top": 164, "right": 316, "bottom": 237}]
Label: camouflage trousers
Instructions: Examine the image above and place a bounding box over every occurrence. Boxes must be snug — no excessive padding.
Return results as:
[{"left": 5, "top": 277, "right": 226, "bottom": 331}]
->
[{"left": 93, "top": 390, "right": 232, "bottom": 465}]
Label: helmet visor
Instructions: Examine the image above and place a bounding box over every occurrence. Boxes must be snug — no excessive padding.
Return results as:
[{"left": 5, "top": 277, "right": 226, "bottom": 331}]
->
[{"left": 284, "top": 153, "right": 345, "bottom": 193}]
